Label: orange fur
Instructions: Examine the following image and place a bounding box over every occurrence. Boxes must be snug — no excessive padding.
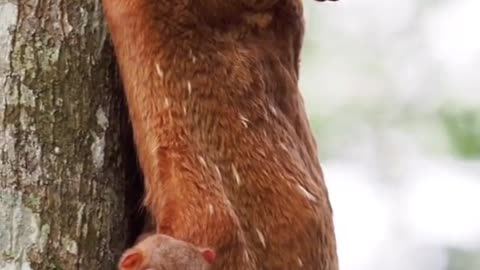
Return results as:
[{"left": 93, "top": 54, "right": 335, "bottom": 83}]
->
[{"left": 103, "top": 0, "right": 338, "bottom": 269}]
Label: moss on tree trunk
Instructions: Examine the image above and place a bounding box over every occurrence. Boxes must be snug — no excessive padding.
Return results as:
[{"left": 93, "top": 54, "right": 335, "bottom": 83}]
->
[{"left": 0, "top": 0, "right": 133, "bottom": 269}]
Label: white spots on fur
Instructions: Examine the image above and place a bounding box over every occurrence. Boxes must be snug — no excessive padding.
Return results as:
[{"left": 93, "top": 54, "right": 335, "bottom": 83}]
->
[
  {"left": 164, "top": 98, "right": 170, "bottom": 108},
  {"left": 257, "top": 148, "right": 267, "bottom": 158},
  {"left": 208, "top": 204, "right": 214, "bottom": 215},
  {"left": 151, "top": 142, "right": 162, "bottom": 156},
  {"left": 269, "top": 105, "right": 278, "bottom": 117},
  {"left": 214, "top": 164, "right": 222, "bottom": 181},
  {"left": 239, "top": 114, "right": 250, "bottom": 128},
  {"left": 189, "top": 49, "right": 197, "bottom": 64},
  {"left": 279, "top": 142, "right": 289, "bottom": 152},
  {"left": 198, "top": 155, "right": 207, "bottom": 168},
  {"left": 187, "top": 81, "right": 192, "bottom": 95},
  {"left": 244, "top": 249, "right": 250, "bottom": 262},
  {"left": 260, "top": 169, "right": 269, "bottom": 179},
  {"left": 231, "top": 164, "right": 241, "bottom": 186},
  {"left": 155, "top": 63, "right": 164, "bottom": 78},
  {"left": 256, "top": 228, "right": 266, "bottom": 248},
  {"left": 183, "top": 104, "right": 187, "bottom": 116},
  {"left": 296, "top": 183, "right": 318, "bottom": 202},
  {"left": 287, "top": 182, "right": 295, "bottom": 191},
  {"left": 297, "top": 257, "right": 304, "bottom": 267}
]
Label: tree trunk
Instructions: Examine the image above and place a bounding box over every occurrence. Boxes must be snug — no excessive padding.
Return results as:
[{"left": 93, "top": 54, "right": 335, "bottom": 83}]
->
[{"left": 0, "top": 1, "right": 135, "bottom": 269}]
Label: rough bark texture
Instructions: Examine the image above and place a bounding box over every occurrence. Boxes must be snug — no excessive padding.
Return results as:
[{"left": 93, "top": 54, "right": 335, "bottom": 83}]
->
[{"left": 0, "top": 0, "right": 135, "bottom": 269}]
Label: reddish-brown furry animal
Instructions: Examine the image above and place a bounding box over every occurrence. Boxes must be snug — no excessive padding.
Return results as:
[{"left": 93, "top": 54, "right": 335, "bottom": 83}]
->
[
  {"left": 103, "top": 0, "right": 338, "bottom": 269},
  {"left": 119, "top": 234, "right": 216, "bottom": 270}
]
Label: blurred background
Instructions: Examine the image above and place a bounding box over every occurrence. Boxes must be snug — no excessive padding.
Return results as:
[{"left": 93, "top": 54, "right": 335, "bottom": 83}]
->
[{"left": 301, "top": 1, "right": 480, "bottom": 269}]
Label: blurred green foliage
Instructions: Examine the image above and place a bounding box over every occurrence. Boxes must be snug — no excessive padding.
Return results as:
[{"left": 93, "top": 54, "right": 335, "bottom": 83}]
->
[
  {"left": 447, "top": 248, "right": 480, "bottom": 270},
  {"left": 440, "top": 108, "right": 480, "bottom": 159}
]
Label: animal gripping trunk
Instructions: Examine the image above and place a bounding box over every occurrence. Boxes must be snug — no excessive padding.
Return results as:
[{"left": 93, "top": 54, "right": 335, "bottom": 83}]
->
[
  {"left": 141, "top": 148, "right": 252, "bottom": 269},
  {"left": 102, "top": 1, "right": 254, "bottom": 269},
  {"left": 103, "top": 1, "right": 339, "bottom": 269}
]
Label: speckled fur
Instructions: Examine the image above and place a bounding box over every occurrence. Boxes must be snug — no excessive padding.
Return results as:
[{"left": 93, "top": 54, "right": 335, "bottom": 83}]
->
[{"left": 103, "top": 0, "right": 338, "bottom": 269}]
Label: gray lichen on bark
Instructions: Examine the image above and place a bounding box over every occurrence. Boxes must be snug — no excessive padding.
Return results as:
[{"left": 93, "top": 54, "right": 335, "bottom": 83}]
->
[{"left": 0, "top": 0, "right": 127, "bottom": 269}]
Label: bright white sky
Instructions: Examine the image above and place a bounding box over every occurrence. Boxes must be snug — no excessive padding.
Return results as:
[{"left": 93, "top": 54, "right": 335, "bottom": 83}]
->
[
  {"left": 302, "top": 0, "right": 480, "bottom": 112},
  {"left": 302, "top": 1, "right": 480, "bottom": 269}
]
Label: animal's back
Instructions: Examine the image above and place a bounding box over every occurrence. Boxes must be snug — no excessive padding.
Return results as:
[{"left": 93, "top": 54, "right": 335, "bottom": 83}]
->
[
  {"left": 103, "top": 0, "right": 338, "bottom": 269},
  {"left": 177, "top": 4, "right": 337, "bottom": 268}
]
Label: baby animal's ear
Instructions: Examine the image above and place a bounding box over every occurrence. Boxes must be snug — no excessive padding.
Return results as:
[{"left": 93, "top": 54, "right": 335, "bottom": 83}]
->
[
  {"left": 199, "top": 248, "right": 216, "bottom": 264},
  {"left": 119, "top": 249, "right": 144, "bottom": 269}
]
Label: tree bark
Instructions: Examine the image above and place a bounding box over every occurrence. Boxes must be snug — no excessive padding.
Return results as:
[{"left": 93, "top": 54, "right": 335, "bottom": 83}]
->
[{"left": 0, "top": 0, "right": 132, "bottom": 269}]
